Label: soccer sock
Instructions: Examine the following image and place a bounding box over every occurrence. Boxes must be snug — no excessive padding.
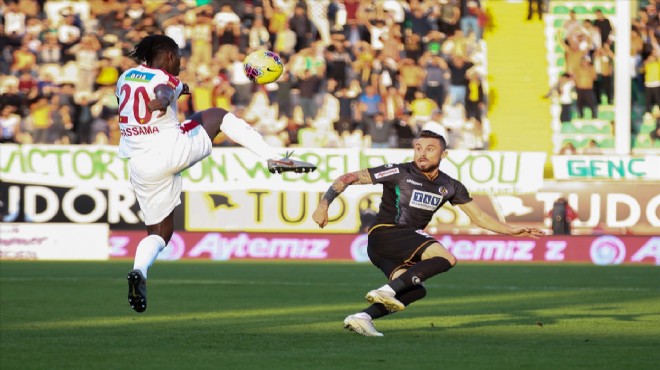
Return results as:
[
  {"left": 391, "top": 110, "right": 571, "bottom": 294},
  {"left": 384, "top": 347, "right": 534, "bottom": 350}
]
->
[
  {"left": 363, "top": 285, "right": 428, "bottom": 319},
  {"left": 133, "top": 234, "right": 166, "bottom": 279},
  {"left": 387, "top": 257, "right": 453, "bottom": 293},
  {"left": 219, "top": 112, "right": 281, "bottom": 160}
]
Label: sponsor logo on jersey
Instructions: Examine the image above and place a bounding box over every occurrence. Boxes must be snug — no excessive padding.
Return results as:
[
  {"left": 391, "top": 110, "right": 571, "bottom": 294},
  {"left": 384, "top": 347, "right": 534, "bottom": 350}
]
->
[
  {"left": 406, "top": 179, "right": 423, "bottom": 186},
  {"left": 374, "top": 167, "right": 399, "bottom": 179},
  {"left": 410, "top": 189, "right": 442, "bottom": 211},
  {"left": 120, "top": 126, "right": 161, "bottom": 137},
  {"left": 125, "top": 71, "right": 156, "bottom": 83}
]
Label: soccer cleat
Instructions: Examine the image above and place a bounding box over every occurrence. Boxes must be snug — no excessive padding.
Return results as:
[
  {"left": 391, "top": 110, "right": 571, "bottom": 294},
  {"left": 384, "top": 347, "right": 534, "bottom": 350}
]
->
[
  {"left": 366, "top": 289, "right": 405, "bottom": 312},
  {"left": 343, "top": 314, "right": 384, "bottom": 337},
  {"left": 267, "top": 151, "right": 317, "bottom": 174},
  {"left": 127, "top": 269, "right": 147, "bottom": 313}
]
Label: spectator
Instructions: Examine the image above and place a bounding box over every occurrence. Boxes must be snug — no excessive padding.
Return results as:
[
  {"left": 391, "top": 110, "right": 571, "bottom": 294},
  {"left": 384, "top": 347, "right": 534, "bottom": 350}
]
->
[
  {"left": 527, "top": 0, "right": 543, "bottom": 21},
  {"left": 592, "top": 8, "right": 613, "bottom": 45},
  {"left": 4, "top": 1, "right": 27, "bottom": 37},
  {"left": 69, "top": 35, "right": 101, "bottom": 93},
  {"left": 326, "top": 35, "right": 352, "bottom": 89},
  {"left": 298, "top": 69, "right": 322, "bottom": 124},
  {"left": 248, "top": 16, "right": 271, "bottom": 50},
  {"left": 548, "top": 197, "right": 579, "bottom": 235},
  {"left": 365, "top": 112, "right": 394, "bottom": 148},
  {"left": 447, "top": 54, "right": 473, "bottom": 106},
  {"left": 422, "top": 53, "right": 450, "bottom": 108},
  {"left": 382, "top": 85, "right": 405, "bottom": 122},
  {"left": 273, "top": 21, "right": 297, "bottom": 60},
  {"left": 582, "top": 138, "right": 602, "bottom": 155},
  {"left": 409, "top": 90, "right": 438, "bottom": 125},
  {"left": 559, "top": 141, "right": 577, "bottom": 155},
  {"left": 0, "top": 105, "right": 22, "bottom": 143},
  {"left": 357, "top": 84, "right": 383, "bottom": 127},
  {"left": 334, "top": 84, "right": 358, "bottom": 133},
  {"left": 57, "top": 13, "right": 81, "bottom": 63},
  {"left": 555, "top": 73, "right": 576, "bottom": 123},
  {"left": 593, "top": 44, "right": 614, "bottom": 105},
  {"left": 462, "top": 0, "right": 482, "bottom": 39},
  {"left": 465, "top": 71, "right": 485, "bottom": 124},
  {"left": 290, "top": 5, "right": 314, "bottom": 53},
  {"left": 573, "top": 56, "right": 598, "bottom": 119},
  {"left": 641, "top": 52, "right": 660, "bottom": 115},
  {"left": 72, "top": 91, "right": 98, "bottom": 144},
  {"left": 399, "top": 58, "right": 425, "bottom": 102},
  {"left": 438, "top": 0, "right": 461, "bottom": 37},
  {"left": 28, "top": 95, "right": 51, "bottom": 143},
  {"left": 276, "top": 70, "right": 294, "bottom": 119}
]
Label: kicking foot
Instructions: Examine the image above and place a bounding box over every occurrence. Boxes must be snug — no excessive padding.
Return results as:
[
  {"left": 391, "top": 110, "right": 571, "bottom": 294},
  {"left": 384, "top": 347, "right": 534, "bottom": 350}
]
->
[
  {"left": 343, "top": 313, "right": 383, "bottom": 337},
  {"left": 267, "top": 151, "right": 317, "bottom": 174},
  {"left": 366, "top": 289, "right": 405, "bottom": 312},
  {"left": 127, "top": 269, "right": 147, "bottom": 313}
]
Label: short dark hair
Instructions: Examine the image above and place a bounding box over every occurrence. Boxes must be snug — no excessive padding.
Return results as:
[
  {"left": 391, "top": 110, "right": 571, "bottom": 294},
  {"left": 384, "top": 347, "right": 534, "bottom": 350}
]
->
[
  {"left": 416, "top": 130, "right": 447, "bottom": 151},
  {"left": 127, "top": 34, "right": 179, "bottom": 65}
]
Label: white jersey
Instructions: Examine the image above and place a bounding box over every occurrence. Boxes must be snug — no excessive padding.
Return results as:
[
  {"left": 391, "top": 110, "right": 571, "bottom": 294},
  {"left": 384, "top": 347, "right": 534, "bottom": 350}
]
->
[{"left": 116, "top": 64, "right": 184, "bottom": 158}]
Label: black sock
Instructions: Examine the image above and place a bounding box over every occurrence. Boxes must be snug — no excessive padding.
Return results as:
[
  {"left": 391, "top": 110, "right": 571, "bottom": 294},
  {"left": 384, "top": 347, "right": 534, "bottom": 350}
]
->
[
  {"left": 363, "top": 285, "right": 427, "bottom": 319},
  {"left": 388, "top": 257, "right": 453, "bottom": 293}
]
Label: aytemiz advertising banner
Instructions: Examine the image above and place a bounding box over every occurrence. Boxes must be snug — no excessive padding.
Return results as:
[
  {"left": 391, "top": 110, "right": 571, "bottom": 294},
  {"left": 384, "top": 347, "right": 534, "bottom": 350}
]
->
[
  {"left": 109, "top": 231, "right": 660, "bottom": 265},
  {"left": 0, "top": 144, "right": 546, "bottom": 194},
  {"left": 552, "top": 155, "right": 660, "bottom": 180},
  {"left": 1, "top": 223, "right": 109, "bottom": 260}
]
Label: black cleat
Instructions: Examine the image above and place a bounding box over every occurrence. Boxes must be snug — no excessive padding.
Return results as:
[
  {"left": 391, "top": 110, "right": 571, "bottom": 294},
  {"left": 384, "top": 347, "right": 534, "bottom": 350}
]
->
[
  {"left": 127, "top": 269, "right": 147, "bottom": 313},
  {"left": 267, "top": 151, "right": 317, "bottom": 174}
]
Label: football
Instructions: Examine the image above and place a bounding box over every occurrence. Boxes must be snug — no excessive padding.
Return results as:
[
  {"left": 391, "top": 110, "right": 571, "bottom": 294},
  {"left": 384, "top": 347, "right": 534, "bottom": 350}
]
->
[{"left": 243, "top": 50, "right": 284, "bottom": 84}]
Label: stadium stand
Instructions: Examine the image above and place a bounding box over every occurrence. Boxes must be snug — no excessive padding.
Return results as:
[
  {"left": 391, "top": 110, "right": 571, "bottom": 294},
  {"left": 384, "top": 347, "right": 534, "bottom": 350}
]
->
[
  {"left": 0, "top": 0, "right": 490, "bottom": 151},
  {"left": 546, "top": 0, "right": 660, "bottom": 154}
]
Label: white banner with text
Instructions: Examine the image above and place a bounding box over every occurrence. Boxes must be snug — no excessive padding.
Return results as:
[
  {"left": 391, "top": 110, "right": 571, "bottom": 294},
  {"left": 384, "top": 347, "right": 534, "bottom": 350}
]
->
[
  {"left": 0, "top": 144, "right": 546, "bottom": 194},
  {"left": 552, "top": 155, "right": 660, "bottom": 180},
  {"left": 0, "top": 223, "right": 109, "bottom": 260}
]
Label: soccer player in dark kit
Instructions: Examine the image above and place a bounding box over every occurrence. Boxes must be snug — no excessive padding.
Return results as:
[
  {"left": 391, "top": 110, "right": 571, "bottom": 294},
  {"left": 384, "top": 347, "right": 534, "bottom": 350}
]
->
[{"left": 312, "top": 130, "right": 544, "bottom": 336}]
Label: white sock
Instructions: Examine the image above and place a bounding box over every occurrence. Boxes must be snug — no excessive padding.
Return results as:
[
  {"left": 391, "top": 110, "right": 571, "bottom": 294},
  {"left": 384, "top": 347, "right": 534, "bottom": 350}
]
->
[
  {"left": 133, "top": 235, "right": 166, "bottom": 279},
  {"left": 378, "top": 285, "right": 396, "bottom": 294},
  {"left": 220, "top": 112, "right": 281, "bottom": 160}
]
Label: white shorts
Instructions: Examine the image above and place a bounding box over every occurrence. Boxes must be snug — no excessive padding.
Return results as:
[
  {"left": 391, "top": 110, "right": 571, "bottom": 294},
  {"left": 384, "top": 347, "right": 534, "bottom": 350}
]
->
[{"left": 129, "top": 121, "right": 212, "bottom": 225}]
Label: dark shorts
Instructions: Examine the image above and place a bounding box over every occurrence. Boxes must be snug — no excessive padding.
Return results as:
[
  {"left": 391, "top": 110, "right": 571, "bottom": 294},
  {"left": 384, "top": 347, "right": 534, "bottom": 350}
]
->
[{"left": 367, "top": 225, "right": 437, "bottom": 280}]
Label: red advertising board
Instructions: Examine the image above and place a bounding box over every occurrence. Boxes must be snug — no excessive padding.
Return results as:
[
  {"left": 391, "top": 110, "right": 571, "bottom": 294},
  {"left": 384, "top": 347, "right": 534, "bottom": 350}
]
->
[{"left": 110, "top": 231, "right": 660, "bottom": 265}]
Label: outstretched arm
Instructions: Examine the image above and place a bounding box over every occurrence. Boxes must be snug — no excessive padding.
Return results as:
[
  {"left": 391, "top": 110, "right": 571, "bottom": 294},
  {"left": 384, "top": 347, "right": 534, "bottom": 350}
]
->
[
  {"left": 457, "top": 201, "right": 545, "bottom": 238},
  {"left": 312, "top": 169, "right": 373, "bottom": 228}
]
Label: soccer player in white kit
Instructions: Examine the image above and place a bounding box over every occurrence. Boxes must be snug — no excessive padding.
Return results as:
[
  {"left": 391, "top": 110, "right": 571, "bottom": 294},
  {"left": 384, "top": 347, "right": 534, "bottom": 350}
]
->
[{"left": 118, "top": 35, "right": 316, "bottom": 313}]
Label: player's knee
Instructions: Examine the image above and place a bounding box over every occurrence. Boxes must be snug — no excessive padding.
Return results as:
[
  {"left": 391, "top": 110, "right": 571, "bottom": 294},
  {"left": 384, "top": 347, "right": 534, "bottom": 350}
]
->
[{"left": 446, "top": 253, "right": 458, "bottom": 267}]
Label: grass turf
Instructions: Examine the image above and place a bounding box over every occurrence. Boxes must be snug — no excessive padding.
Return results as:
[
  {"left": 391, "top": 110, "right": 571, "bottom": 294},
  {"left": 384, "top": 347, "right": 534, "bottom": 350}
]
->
[{"left": 1, "top": 261, "right": 659, "bottom": 370}]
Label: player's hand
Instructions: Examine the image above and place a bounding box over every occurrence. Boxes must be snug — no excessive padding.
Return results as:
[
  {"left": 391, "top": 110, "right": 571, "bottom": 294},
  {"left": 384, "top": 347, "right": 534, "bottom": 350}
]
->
[
  {"left": 511, "top": 227, "right": 545, "bottom": 239},
  {"left": 312, "top": 204, "right": 329, "bottom": 228},
  {"left": 181, "top": 83, "right": 190, "bottom": 95},
  {"left": 147, "top": 97, "right": 170, "bottom": 113}
]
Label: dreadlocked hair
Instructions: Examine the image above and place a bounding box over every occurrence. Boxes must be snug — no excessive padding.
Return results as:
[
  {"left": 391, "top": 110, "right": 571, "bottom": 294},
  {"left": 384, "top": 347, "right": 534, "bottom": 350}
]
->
[{"left": 127, "top": 35, "right": 179, "bottom": 65}]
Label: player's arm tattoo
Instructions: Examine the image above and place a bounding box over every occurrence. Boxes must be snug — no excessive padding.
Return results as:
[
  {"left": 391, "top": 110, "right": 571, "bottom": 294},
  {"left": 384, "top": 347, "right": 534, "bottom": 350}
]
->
[{"left": 321, "top": 169, "right": 372, "bottom": 206}]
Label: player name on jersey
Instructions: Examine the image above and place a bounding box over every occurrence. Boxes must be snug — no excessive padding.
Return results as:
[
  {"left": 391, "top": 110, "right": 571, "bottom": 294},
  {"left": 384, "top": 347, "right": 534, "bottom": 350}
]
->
[{"left": 120, "top": 126, "right": 161, "bottom": 136}]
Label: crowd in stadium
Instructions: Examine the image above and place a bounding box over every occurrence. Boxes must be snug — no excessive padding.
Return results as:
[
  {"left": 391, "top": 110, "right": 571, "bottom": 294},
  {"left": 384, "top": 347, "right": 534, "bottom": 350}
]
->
[
  {"left": 0, "top": 0, "right": 491, "bottom": 150},
  {"left": 551, "top": 1, "right": 660, "bottom": 154}
]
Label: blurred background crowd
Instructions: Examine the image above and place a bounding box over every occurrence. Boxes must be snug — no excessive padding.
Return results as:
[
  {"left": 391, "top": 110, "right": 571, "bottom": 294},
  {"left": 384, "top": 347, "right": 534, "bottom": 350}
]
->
[{"left": 0, "top": 0, "right": 490, "bottom": 150}]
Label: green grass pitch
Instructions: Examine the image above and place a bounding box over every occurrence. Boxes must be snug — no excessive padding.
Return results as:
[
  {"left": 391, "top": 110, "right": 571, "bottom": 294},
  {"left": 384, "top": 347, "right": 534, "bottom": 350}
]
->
[{"left": 1, "top": 261, "right": 659, "bottom": 370}]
